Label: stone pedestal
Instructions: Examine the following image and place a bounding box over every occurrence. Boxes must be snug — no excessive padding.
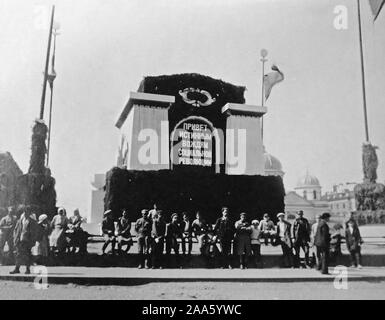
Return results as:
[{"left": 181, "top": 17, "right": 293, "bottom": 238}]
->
[
  {"left": 116, "top": 92, "right": 174, "bottom": 170},
  {"left": 222, "top": 103, "right": 267, "bottom": 175}
]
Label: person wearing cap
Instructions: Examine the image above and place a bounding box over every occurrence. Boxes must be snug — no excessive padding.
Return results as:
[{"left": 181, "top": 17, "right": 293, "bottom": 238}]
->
[
  {"left": 276, "top": 212, "right": 294, "bottom": 268},
  {"left": 213, "top": 207, "right": 235, "bottom": 269},
  {"left": 259, "top": 213, "right": 276, "bottom": 245},
  {"left": 314, "top": 212, "right": 331, "bottom": 274},
  {"left": 151, "top": 210, "right": 166, "bottom": 269},
  {"left": 116, "top": 210, "right": 133, "bottom": 255},
  {"left": 49, "top": 207, "right": 68, "bottom": 255},
  {"left": 101, "top": 210, "right": 117, "bottom": 255},
  {"left": 0, "top": 206, "right": 17, "bottom": 265},
  {"left": 165, "top": 213, "right": 183, "bottom": 267},
  {"left": 250, "top": 220, "right": 262, "bottom": 267},
  {"left": 234, "top": 213, "right": 252, "bottom": 269},
  {"left": 32, "top": 214, "right": 50, "bottom": 265},
  {"left": 292, "top": 210, "right": 311, "bottom": 268},
  {"left": 135, "top": 209, "right": 152, "bottom": 268},
  {"left": 10, "top": 206, "right": 38, "bottom": 274}
]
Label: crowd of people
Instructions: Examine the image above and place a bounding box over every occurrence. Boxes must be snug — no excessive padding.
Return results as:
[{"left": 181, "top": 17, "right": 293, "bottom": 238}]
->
[
  {"left": 0, "top": 204, "right": 364, "bottom": 274},
  {"left": 101, "top": 205, "right": 364, "bottom": 274},
  {"left": 0, "top": 206, "right": 88, "bottom": 274}
]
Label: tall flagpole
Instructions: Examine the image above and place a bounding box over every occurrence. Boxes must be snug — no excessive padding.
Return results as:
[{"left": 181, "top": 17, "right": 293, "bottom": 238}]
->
[
  {"left": 357, "top": 0, "right": 370, "bottom": 142},
  {"left": 46, "top": 23, "right": 59, "bottom": 167},
  {"left": 39, "top": 5, "right": 55, "bottom": 120},
  {"left": 260, "top": 49, "right": 268, "bottom": 141}
]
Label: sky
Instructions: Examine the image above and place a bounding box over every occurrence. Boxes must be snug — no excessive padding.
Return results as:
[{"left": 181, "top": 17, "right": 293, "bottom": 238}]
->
[{"left": 1, "top": 0, "right": 385, "bottom": 217}]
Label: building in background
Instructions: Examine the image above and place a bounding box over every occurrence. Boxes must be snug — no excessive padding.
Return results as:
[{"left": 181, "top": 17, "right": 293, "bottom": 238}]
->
[
  {"left": 0, "top": 151, "right": 23, "bottom": 214},
  {"left": 322, "top": 183, "right": 357, "bottom": 219},
  {"left": 284, "top": 171, "right": 328, "bottom": 222}
]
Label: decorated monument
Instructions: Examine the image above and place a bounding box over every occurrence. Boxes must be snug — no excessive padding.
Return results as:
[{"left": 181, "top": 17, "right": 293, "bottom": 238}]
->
[{"left": 104, "top": 73, "right": 285, "bottom": 222}]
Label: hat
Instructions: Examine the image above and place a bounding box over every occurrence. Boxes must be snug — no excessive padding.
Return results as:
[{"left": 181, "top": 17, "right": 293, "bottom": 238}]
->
[
  {"left": 297, "top": 210, "right": 304, "bottom": 215},
  {"left": 252, "top": 219, "right": 259, "bottom": 225},
  {"left": 141, "top": 209, "right": 148, "bottom": 214},
  {"left": 103, "top": 210, "right": 112, "bottom": 217},
  {"left": 277, "top": 212, "right": 285, "bottom": 218},
  {"left": 240, "top": 212, "right": 247, "bottom": 216},
  {"left": 321, "top": 212, "right": 331, "bottom": 219},
  {"left": 263, "top": 213, "right": 269, "bottom": 218},
  {"left": 38, "top": 214, "right": 48, "bottom": 223}
]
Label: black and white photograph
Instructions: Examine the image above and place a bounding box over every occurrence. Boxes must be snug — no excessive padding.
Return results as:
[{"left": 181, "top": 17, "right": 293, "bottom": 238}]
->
[{"left": 1, "top": 0, "right": 385, "bottom": 305}]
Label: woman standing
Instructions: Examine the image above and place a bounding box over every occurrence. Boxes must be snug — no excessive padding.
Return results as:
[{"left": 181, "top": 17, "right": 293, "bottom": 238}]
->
[
  {"left": 32, "top": 214, "right": 50, "bottom": 265},
  {"left": 49, "top": 208, "right": 68, "bottom": 254}
]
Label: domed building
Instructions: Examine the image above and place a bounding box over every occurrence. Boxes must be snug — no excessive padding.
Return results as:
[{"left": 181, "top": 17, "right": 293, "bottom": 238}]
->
[
  {"left": 284, "top": 171, "right": 328, "bottom": 222},
  {"left": 263, "top": 147, "right": 284, "bottom": 177}
]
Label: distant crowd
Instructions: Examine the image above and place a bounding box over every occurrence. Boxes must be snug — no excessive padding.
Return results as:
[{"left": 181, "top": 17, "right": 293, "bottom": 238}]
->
[
  {"left": 0, "top": 205, "right": 363, "bottom": 275},
  {"left": 102, "top": 205, "right": 364, "bottom": 274}
]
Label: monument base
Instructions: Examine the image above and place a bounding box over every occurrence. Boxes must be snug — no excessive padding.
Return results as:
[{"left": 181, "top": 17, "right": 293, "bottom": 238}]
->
[{"left": 104, "top": 167, "right": 285, "bottom": 222}]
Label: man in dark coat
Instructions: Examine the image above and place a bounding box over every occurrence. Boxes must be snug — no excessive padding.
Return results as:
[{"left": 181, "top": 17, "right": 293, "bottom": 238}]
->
[
  {"left": 0, "top": 206, "right": 17, "bottom": 264},
  {"left": 345, "top": 219, "right": 363, "bottom": 268},
  {"left": 292, "top": 210, "right": 311, "bottom": 268},
  {"left": 165, "top": 213, "right": 183, "bottom": 268},
  {"left": 135, "top": 209, "right": 152, "bottom": 269},
  {"left": 10, "top": 207, "right": 38, "bottom": 274},
  {"left": 213, "top": 207, "right": 235, "bottom": 269},
  {"left": 101, "top": 210, "right": 116, "bottom": 255},
  {"left": 276, "top": 212, "right": 294, "bottom": 268},
  {"left": 151, "top": 211, "right": 166, "bottom": 269},
  {"left": 314, "top": 212, "right": 331, "bottom": 274}
]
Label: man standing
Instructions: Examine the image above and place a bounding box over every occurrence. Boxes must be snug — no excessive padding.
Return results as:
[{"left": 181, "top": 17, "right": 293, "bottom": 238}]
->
[
  {"left": 10, "top": 207, "right": 38, "bottom": 274},
  {"left": 314, "top": 212, "right": 331, "bottom": 275},
  {"left": 151, "top": 211, "right": 166, "bottom": 269},
  {"left": 0, "top": 206, "right": 17, "bottom": 265},
  {"left": 345, "top": 219, "right": 363, "bottom": 269},
  {"left": 148, "top": 203, "right": 158, "bottom": 221},
  {"left": 292, "top": 210, "right": 311, "bottom": 268},
  {"left": 213, "top": 207, "right": 235, "bottom": 269},
  {"left": 234, "top": 213, "right": 252, "bottom": 269},
  {"left": 135, "top": 209, "right": 152, "bottom": 269},
  {"left": 165, "top": 213, "right": 183, "bottom": 268},
  {"left": 276, "top": 212, "right": 294, "bottom": 268},
  {"left": 181, "top": 212, "right": 192, "bottom": 256}
]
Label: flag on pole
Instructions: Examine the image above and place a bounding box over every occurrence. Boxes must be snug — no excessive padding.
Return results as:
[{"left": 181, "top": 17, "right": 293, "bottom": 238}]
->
[
  {"left": 263, "top": 65, "right": 284, "bottom": 101},
  {"left": 368, "top": 0, "right": 385, "bottom": 21}
]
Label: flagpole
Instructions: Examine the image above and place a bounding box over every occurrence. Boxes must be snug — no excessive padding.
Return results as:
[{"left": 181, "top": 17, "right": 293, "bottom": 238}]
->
[
  {"left": 357, "top": 0, "right": 370, "bottom": 142},
  {"left": 39, "top": 5, "right": 55, "bottom": 120},
  {"left": 47, "top": 23, "right": 59, "bottom": 167},
  {"left": 260, "top": 49, "right": 268, "bottom": 141}
]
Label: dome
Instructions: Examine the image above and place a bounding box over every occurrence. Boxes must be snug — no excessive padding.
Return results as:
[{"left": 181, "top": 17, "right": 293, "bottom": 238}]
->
[
  {"left": 263, "top": 149, "right": 284, "bottom": 177},
  {"left": 296, "top": 171, "right": 320, "bottom": 188}
]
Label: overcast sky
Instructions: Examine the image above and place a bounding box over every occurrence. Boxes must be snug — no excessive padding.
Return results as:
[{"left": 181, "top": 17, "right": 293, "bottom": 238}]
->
[{"left": 1, "top": 0, "right": 384, "bottom": 216}]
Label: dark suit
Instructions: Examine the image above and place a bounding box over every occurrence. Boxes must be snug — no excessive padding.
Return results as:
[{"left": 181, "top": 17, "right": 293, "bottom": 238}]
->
[
  {"left": 292, "top": 217, "right": 311, "bottom": 267},
  {"left": 345, "top": 225, "right": 363, "bottom": 266},
  {"left": 13, "top": 216, "right": 38, "bottom": 269},
  {"left": 314, "top": 219, "right": 330, "bottom": 274},
  {"left": 214, "top": 218, "right": 235, "bottom": 267},
  {"left": 151, "top": 218, "right": 166, "bottom": 268}
]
